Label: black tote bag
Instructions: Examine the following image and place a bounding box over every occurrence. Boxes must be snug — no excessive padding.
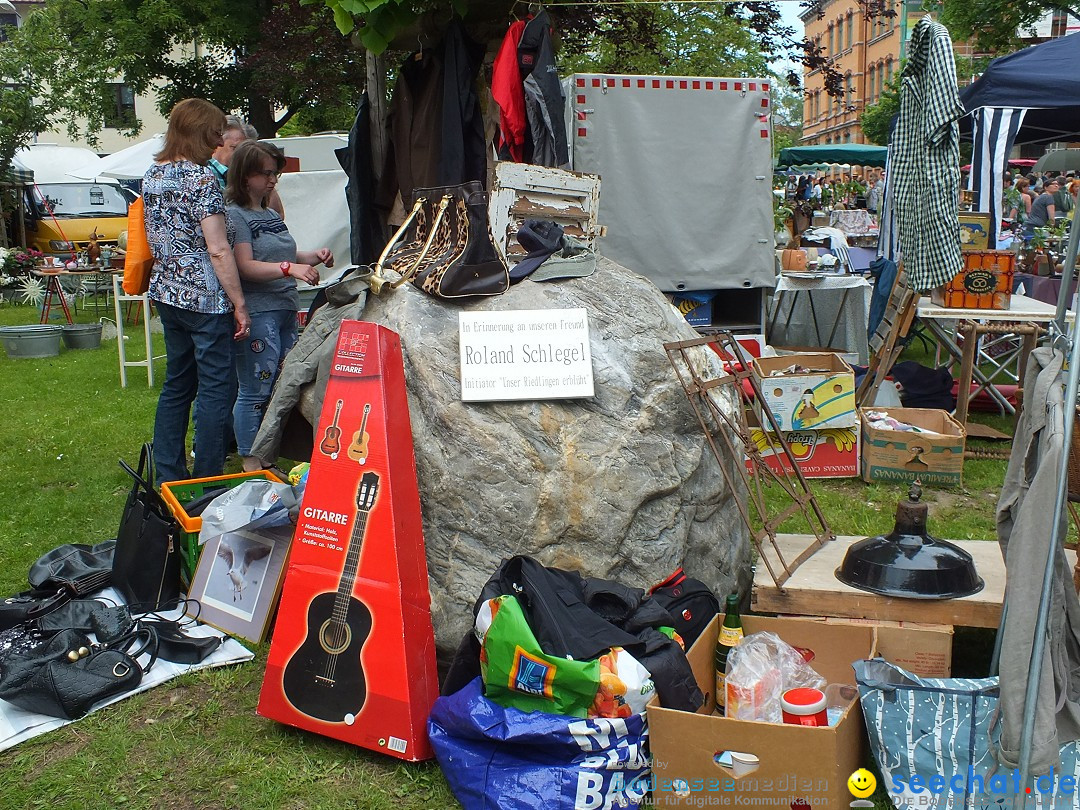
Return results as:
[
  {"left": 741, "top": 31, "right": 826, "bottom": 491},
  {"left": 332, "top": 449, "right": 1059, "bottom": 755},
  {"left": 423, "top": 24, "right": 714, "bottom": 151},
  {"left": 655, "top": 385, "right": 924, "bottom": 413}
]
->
[{"left": 112, "top": 444, "right": 181, "bottom": 610}]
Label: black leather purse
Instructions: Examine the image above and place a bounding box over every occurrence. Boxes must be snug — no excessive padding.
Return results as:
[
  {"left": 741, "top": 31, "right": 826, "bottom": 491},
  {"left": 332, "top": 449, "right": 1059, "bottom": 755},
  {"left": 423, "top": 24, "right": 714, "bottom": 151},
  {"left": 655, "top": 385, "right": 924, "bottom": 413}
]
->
[
  {"left": 28, "top": 540, "right": 116, "bottom": 598},
  {"left": 0, "top": 626, "right": 156, "bottom": 720},
  {"left": 0, "top": 590, "right": 70, "bottom": 632},
  {"left": 112, "top": 444, "right": 181, "bottom": 611}
]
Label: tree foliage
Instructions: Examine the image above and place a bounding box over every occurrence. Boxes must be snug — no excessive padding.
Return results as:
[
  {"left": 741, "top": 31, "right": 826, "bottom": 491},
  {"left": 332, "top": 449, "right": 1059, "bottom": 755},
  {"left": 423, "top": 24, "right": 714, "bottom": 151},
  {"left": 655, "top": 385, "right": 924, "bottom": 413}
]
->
[
  {"left": 0, "top": 0, "right": 366, "bottom": 169},
  {"left": 936, "top": 0, "right": 1080, "bottom": 54}
]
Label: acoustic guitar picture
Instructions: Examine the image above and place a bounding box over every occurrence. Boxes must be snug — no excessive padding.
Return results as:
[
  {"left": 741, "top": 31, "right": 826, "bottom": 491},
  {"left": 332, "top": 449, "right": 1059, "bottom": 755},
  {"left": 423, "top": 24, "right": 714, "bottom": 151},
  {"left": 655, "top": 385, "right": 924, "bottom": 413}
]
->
[
  {"left": 346, "top": 403, "right": 372, "bottom": 465},
  {"left": 282, "top": 472, "right": 378, "bottom": 723},
  {"left": 319, "top": 400, "right": 344, "bottom": 459}
]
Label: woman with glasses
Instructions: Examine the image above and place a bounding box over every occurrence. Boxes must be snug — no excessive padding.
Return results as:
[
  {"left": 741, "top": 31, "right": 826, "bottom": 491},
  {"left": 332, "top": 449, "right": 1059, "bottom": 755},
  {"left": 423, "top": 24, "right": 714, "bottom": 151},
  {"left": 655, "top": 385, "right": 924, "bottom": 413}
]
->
[
  {"left": 144, "top": 98, "right": 250, "bottom": 483},
  {"left": 225, "top": 140, "right": 333, "bottom": 472}
]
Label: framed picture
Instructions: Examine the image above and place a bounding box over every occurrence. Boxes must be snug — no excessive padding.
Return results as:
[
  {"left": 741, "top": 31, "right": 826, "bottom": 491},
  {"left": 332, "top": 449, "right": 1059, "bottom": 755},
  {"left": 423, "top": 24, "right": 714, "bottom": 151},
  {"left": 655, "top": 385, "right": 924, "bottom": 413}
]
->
[
  {"left": 186, "top": 523, "right": 293, "bottom": 644},
  {"left": 959, "top": 212, "right": 992, "bottom": 251}
]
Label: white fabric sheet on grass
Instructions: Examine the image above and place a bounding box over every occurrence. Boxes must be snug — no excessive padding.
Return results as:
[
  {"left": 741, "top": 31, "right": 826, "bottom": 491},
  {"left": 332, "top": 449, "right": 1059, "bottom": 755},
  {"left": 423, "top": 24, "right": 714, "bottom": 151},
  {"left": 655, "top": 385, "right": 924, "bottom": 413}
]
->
[{"left": 0, "top": 589, "right": 253, "bottom": 752}]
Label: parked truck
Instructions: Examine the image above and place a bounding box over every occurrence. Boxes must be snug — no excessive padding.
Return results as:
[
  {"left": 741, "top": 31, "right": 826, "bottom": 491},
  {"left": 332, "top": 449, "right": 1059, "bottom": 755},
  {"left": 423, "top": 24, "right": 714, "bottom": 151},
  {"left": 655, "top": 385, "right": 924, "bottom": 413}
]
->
[{"left": 14, "top": 145, "right": 130, "bottom": 260}]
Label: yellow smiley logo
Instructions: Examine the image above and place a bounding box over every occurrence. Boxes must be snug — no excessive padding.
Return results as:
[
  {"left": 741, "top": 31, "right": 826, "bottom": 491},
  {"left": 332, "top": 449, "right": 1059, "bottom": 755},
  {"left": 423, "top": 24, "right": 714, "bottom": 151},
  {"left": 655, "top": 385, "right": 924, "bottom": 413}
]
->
[{"left": 847, "top": 768, "right": 877, "bottom": 798}]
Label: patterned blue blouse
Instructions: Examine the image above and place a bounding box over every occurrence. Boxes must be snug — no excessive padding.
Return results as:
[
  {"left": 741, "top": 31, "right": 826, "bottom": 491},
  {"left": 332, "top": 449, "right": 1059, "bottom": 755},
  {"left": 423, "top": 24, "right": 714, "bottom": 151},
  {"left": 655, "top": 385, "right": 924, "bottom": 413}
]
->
[{"left": 143, "top": 160, "right": 231, "bottom": 314}]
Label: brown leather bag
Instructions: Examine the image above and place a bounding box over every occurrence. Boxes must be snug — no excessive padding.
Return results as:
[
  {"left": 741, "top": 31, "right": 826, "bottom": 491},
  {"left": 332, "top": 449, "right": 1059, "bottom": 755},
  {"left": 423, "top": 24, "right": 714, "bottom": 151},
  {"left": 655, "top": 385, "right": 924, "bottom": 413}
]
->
[{"left": 370, "top": 182, "right": 509, "bottom": 300}]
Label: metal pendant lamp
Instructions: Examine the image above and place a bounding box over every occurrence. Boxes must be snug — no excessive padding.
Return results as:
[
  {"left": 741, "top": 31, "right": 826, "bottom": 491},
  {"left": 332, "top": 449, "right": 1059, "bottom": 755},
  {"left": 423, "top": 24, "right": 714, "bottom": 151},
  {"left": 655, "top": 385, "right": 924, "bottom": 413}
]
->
[{"left": 835, "top": 481, "right": 984, "bottom": 599}]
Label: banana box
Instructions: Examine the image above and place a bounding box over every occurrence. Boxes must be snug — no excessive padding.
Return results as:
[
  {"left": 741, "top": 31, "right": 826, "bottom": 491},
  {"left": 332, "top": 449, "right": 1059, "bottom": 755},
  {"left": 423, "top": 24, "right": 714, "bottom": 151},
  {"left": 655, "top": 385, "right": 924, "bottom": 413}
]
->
[
  {"left": 752, "top": 353, "right": 856, "bottom": 431},
  {"left": 743, "top": 410, "right": 859, "bottom": 479}
]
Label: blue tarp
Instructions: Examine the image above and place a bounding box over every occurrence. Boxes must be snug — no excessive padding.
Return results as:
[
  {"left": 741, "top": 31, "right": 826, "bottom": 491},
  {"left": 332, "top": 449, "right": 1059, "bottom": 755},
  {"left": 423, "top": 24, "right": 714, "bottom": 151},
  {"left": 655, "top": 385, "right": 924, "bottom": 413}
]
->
[{"left": 960, "top": 32, "right": 1080, "bottom": 145}]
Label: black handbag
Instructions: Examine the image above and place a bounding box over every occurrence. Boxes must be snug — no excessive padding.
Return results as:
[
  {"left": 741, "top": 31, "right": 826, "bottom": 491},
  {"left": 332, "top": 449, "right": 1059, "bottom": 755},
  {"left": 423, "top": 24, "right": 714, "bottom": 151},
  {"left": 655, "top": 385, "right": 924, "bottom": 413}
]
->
[
  {"left": 112, "top": 444, "right": 182, "bottom": 611},
  {"left": 370, "top": 181, "right": 509, "bottom": 300},
  {"left": 28, "top": 540, "right": 116, "bottom": 597},
  {"left": 0, "top": 589, "right": 70, "bottom": 632},
  {"left": 0, "top": 626, "right": 156, "bottom": 720}
]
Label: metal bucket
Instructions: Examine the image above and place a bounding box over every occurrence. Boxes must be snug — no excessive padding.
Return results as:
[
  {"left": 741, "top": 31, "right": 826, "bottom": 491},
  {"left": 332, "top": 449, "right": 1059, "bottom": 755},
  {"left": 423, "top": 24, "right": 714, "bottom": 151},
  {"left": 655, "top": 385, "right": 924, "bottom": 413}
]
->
[
  {"left": 61, "top": 322, "right": 103, "bottom": 350},
  {"left": 0, "top": 325, "right": 63, "bottom": 358}
]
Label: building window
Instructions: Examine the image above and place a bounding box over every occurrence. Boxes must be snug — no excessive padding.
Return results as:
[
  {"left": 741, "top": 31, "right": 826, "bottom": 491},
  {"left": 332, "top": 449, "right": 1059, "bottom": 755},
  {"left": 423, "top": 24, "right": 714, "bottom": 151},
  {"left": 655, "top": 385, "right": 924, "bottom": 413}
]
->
[
  {"left": 103, "top": 83, "right": 136, "bottom": 129},
  {"left": 0, "top": 12, "right": 17, "bottom": 42},
  {"left": 868, "top": 66, "right": 876, "bottom": 102},
  {"left": 846, "top": 73, "right": 855, "bottom": 107},
  {"left": 828, "top": 24, "right": 834, "bottom": 56},
  {"left": 846, "top": 14, "right": 854, "bottom": 50}
]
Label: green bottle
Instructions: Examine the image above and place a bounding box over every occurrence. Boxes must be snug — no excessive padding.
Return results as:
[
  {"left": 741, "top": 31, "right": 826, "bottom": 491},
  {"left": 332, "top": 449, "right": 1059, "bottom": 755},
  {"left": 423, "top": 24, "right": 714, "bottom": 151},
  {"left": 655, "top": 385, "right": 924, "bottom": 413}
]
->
[{"left": 714, "top": 593, "right": 743, "bottom": 715}]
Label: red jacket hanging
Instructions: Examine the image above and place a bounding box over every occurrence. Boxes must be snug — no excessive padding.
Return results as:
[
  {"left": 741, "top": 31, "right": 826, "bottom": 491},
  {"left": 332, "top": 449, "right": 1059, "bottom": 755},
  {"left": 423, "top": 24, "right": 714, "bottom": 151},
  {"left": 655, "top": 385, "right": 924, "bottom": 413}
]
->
[{"left": 491, "top": 20, "right": 527, "bottom": 162}]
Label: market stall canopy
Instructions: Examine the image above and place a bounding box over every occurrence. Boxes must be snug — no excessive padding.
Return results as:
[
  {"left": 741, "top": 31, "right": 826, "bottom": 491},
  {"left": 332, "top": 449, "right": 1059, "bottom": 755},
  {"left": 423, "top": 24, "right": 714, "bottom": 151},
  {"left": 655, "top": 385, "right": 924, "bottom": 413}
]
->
[
  {"left": 776, "top": 144, "right": 888, "bottom": 168},
  {"left": 2, "top": 155, "right": 33, "bottom": 185},
  {"left": 68, "top": 135, "right": 164, "bottom": 180},
  {"left": 959, "top": 31, "right": 1080, "bottom": 145},
  {"left": 14, "top": 144, "right": 103, "bottom": 184}
]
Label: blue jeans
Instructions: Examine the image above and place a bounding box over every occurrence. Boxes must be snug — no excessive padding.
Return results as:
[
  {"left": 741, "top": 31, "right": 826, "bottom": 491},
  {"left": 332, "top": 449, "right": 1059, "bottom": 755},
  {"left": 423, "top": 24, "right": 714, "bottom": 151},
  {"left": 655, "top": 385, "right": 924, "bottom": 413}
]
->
[
  {"left": 153, "top": 301, "right": 235, "bottom": 483},
  {"left": 233, "top": 309, "right": 297, "bottom": 458}
]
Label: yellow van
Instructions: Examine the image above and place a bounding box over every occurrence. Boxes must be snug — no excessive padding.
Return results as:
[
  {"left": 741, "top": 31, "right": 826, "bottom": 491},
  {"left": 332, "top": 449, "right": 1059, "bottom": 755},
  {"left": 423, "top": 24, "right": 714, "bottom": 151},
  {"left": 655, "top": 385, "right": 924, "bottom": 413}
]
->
[{"left": 23, "top": 182, "right": 130, "bottom": 260}]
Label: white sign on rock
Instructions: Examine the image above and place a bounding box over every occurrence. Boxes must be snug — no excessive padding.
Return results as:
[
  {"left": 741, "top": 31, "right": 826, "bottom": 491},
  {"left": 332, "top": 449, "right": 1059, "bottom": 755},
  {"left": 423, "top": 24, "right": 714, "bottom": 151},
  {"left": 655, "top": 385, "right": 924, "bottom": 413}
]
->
[{"left": 459, "top": 308, "right": 595, "bottom": 402}]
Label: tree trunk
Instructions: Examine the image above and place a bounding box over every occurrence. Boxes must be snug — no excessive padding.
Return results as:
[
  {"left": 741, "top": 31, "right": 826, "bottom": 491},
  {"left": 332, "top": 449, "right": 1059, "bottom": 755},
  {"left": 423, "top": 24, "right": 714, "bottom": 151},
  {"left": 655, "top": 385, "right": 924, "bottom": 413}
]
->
[{"left": 248, "top": 96, "right": 277, "bottom": 139}]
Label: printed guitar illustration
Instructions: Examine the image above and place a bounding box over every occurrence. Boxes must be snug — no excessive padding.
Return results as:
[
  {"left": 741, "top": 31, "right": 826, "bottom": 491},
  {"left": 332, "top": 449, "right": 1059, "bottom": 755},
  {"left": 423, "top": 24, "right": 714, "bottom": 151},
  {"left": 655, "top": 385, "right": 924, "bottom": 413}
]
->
[
  {"left": 319, "top": 400, "right": 344, "bottom": 459},
  {"left": 281, "top": 472, "right": 378, "bottom": 723},
  {"left": 346, "top": 403, "right": 372, "bottom": 465}
]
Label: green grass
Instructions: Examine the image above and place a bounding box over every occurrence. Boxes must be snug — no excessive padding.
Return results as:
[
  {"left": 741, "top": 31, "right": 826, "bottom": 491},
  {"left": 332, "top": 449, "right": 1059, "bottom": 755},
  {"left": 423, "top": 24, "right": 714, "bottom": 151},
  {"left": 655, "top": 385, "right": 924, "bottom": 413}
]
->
[{"left": 0, "top": 299, "right": 1022, "bottom": 808}]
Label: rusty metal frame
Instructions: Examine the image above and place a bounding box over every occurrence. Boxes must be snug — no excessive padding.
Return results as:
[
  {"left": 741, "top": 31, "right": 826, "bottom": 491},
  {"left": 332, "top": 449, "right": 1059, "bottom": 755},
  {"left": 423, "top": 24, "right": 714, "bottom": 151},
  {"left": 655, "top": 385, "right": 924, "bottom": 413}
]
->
[{"left": 665, "top": 332, "right": 835, "bottom": 590}]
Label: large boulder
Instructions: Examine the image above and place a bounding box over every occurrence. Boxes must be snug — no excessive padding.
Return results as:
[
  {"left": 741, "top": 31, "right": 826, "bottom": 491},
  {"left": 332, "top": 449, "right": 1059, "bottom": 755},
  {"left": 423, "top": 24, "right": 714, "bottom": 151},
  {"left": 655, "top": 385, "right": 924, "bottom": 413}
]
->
[{"left": 357, "top": 256, "right": 751, "bottom": 654}]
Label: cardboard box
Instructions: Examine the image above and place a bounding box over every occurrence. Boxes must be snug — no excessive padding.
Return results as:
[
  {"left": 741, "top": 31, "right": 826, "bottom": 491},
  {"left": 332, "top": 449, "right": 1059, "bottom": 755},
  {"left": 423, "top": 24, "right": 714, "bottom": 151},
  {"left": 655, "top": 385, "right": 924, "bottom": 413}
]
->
[
  {"left": 743, "top": 409, "right": 859, "bottom": 479},
  {"left": 860, "top": 407, "right": 966, "bottom": 487},
  {"left": 753, "top": 353, "right": 856, "bottom": 431},
  {"left": 807, "top": 617, "right": 953, "bottom": 678},
  {"left": 930, "top": 249, "right": 1015, "bottom": 310},
  {"left": 669, "top": 291, "right": 715, "bottom": 327},
  {"left": 648, "top": 616, "right": 875, "bottom": 808},
  {"left": 958, "top": 212, "right": 992, "bottom": 251},
  {"left": 258, "top": 321, "right": 439, "bottom": 761}
]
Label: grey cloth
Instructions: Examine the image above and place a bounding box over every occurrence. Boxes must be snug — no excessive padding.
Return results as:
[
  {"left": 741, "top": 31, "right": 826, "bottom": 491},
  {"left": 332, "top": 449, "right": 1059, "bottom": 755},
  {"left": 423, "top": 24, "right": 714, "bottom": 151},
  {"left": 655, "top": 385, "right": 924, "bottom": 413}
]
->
[
  {"left": 890, "top": 16, "right": 964, "bottom": 293},
  {"left": 530, "top": 235, "right": 597, "bottom": 282},
  {"left": 226, "top": 205, "right": 299, "bottom": 314},
  {"left": 249, "top": 266, "right": 372, "bottom": 464},
  {"left": 1028, "top": 192, "right": 1055, "bottom": 228},
  {"left": 995, "top": 346, "right": 1080, "bottom": 774}
]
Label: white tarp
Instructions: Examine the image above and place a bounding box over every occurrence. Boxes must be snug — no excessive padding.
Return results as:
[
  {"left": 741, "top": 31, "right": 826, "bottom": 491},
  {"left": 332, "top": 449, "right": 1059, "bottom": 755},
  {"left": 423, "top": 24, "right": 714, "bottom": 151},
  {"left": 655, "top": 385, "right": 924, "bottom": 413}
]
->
[
  {"left": 569, "top": 74, "right": 776, "bottom": 293},
  {"left": 0, "top": 589, "right": 252, "bottom": 752},
  {"left": 275, "top": 169, "right": 350, "bottom": 284}
]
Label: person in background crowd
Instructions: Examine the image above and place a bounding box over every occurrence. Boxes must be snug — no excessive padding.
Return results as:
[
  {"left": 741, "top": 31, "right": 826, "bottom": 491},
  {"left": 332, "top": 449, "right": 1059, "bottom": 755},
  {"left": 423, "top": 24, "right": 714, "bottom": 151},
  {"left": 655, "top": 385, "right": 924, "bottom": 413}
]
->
[
  {"left": 795, "top": 175, "right": 811, "bottom": 201},
  {"left": 1053, "top": 175, "right": 1074, "bottom": 219},
  {"left": 1025, "top": 177, "right": 1059, "bottom": 240},
  {"left": 1003, "top": 174, "right": 1023, "bottom": 222},
  {"left": 1069, "top": 179, "right": 1080, "bottom": 220},
  {"left": 144, "top": 98, "right": 250, "bottom": 483},
  {"left": 225, "top": 141, "right": 333, "bottom": 472},
  {"left": 866, "top": 171, "right": 884, "bottom": 214},
  {"left": 811, "top": 177, "right": 823, "bottom": 202},
  {"left": 1015, "top": 177, "right": 1035, "bottom": 223}
]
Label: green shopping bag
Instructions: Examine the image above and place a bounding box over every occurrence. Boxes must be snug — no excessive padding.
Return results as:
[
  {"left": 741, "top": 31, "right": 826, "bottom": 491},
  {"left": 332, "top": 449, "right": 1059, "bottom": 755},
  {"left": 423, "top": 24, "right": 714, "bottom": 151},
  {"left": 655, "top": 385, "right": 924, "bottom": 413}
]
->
[{"left": 478, "top": 595, "right": 599, "bottom": 717}]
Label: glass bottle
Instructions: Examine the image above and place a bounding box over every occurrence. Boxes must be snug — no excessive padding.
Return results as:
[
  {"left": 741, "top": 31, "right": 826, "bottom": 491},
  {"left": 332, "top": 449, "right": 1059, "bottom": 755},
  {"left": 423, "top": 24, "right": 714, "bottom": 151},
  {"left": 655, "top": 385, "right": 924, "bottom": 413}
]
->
[{"left": 714, "top": 592, "right": 743, "bottom": 715}]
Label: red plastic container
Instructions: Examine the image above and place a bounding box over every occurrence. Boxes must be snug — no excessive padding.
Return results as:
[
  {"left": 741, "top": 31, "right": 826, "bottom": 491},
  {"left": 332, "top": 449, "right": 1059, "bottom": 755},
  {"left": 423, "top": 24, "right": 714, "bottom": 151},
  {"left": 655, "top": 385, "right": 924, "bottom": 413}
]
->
[{"left": 781, "top": 687, "right": 828, "bottom": 726}]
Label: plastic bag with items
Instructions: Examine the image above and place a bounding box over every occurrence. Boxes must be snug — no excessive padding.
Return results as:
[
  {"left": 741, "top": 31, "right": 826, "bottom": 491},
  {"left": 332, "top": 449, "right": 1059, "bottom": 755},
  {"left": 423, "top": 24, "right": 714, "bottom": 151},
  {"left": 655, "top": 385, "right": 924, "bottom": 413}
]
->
[{"left": 725, "top": 631, "right": 826, "bottom": 722}]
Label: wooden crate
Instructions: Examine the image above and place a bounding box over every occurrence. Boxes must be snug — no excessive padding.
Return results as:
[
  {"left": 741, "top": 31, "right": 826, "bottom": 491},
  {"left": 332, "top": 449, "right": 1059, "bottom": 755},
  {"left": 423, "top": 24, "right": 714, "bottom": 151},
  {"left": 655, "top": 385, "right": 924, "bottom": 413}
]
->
[{"left": 930, "top": 249, "right": 1015, "bottom": 310}]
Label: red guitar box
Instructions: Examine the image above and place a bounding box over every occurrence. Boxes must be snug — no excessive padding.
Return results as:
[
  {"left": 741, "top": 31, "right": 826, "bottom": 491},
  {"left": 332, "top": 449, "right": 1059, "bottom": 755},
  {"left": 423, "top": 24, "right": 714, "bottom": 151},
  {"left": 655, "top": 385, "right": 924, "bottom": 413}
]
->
[{"left": 257, "top": 321, "right": 439, "bottom": 761}]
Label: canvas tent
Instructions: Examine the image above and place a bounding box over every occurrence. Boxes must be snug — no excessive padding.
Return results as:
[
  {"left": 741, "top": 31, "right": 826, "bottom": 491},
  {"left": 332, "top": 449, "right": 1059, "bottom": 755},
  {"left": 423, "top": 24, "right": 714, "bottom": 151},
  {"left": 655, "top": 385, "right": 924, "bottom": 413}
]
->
[
  {"left": 776, "top": 143, "right": 888, "bottom": 168},
  {"left": 960, "top": 32, "right": 1080, "bottom": 245}
]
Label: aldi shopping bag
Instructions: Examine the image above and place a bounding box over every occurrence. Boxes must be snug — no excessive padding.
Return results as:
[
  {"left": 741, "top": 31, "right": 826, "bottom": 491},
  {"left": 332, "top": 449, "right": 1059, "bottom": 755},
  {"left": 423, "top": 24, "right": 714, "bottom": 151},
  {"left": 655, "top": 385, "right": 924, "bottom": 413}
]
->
[{"left": 429, "top": 677, "right": 650, "bottom": 810}]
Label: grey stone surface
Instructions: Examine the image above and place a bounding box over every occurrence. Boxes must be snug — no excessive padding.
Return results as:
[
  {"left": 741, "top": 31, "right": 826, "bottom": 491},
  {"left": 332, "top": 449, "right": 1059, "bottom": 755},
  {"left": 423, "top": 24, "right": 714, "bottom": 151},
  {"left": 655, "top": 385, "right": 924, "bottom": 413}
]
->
[{"left": 356, "top": 256, "right": 751, "bottom": 654}]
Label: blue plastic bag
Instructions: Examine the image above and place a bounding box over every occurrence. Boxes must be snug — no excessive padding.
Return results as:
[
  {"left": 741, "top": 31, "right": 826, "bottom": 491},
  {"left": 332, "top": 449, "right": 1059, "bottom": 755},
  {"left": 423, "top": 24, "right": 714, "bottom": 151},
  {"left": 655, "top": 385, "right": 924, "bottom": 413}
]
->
[{"left": 429, "top": 678, "right": 651, "bottom": 809}]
